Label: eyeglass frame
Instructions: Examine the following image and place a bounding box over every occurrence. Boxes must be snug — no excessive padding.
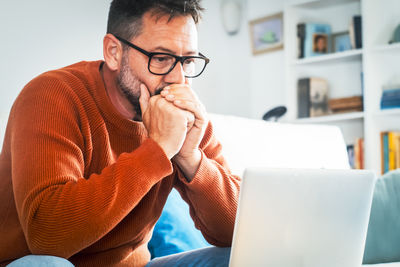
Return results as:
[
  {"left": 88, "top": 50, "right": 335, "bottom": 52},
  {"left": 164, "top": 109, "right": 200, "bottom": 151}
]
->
[{"left": 113, "top": 35, "right": 210, "bottom": 78}]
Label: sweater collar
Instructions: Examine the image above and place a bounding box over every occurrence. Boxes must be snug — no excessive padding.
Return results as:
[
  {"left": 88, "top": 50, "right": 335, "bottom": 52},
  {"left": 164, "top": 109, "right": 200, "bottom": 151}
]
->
[{"left": 89, "top": 60, "right": 147, "bottom": 137}]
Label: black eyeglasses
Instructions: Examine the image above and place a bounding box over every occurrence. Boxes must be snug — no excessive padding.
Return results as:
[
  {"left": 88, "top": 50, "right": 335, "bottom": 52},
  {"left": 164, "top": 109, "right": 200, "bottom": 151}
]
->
[{"left": 114, "top": 35, "right": 210, "bottom": 78}]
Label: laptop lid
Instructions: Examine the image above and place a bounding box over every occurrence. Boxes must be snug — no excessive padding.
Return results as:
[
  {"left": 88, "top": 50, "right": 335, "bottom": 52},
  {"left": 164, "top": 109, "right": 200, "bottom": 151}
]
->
[{"left": 229, "top": 168, "right": 376, "bottom": 267}]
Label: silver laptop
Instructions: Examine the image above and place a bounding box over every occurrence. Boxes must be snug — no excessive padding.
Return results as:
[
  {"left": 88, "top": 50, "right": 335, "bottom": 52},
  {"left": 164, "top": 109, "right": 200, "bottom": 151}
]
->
[{"left": 229, "top": 168, "right": 376, "bottom": 267}]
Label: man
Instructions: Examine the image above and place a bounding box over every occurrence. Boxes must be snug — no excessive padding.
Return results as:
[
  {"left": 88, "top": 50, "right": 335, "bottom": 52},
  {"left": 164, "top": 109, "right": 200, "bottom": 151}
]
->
[
  {"left": 313, "top": 34, "right": 328, "bottom": 53},
  {"left": 0, "top": 0, "right": 240, "bottom": 266}
]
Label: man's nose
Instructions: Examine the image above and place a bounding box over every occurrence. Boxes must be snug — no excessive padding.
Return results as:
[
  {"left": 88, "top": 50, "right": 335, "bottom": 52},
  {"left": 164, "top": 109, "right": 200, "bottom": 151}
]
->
[{"left": 164, "top": 61, "right": 186, "bottom": 84}]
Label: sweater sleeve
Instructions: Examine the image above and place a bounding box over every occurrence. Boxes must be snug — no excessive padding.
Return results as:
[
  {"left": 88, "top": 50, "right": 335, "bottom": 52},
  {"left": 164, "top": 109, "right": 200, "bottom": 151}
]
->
[
  {"left": 174, "top": 122, "right": 241, "bottom": 247},
  {"left": 10, "top": 75, "right": 173, "bottom": 257}
]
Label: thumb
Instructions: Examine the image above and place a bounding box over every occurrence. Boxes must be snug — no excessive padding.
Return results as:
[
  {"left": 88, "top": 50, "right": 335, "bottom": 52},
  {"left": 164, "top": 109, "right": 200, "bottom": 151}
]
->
[{"left": 139, "top": 83, "right": 150, "bottom": 115}]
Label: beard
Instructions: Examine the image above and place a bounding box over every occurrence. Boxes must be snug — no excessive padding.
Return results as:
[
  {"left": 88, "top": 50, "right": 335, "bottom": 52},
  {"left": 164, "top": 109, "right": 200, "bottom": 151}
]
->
[
  {"left": 117, "top": 55, "right": 165, "bottom": 121},
  {"left": 117, "top": 55, "right": 143, "bottom": 120}
]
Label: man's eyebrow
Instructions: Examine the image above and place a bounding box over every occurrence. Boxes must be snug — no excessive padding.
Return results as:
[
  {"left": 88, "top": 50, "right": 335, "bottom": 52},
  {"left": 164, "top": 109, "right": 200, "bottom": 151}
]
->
[{"left": 151, "top": 46, "right": 198, "bottom": 55}]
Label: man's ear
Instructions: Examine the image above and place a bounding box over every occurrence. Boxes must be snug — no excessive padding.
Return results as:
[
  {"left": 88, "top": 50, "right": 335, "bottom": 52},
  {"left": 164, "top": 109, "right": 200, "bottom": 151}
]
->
[{"left": 103, "top": 33, "right": 124, "bottom": 71}]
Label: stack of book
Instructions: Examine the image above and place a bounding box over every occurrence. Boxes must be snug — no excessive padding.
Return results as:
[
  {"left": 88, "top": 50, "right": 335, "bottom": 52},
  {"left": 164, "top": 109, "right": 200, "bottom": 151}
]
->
[
  {"left": 347, "top": 138, "right": 364, "bottom": 169},
  {"left": 328, "top": 96, "right": 363, "bottom": 113},
  {"left": 380, "top": 88, "right": 400, "bottom": 109},
  {"left": 381, "top": 131, "right": 400, "bottom": 174}
]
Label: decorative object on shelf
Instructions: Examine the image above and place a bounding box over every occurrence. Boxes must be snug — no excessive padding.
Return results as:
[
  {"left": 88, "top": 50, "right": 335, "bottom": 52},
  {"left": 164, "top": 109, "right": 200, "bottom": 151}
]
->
[
  {"left": 349, "top": 15, "right": 362, "bottom": 49},
  {"left": 328, "top": 95, "right": 363, "bottom": 113},
  {"left": 380, "top": 86, "right": 400, "bottom": 109},
  {"left": 297, "top": 23, "right": 331, "bottom": 58},
  {"left": 389, "top": 24, "right": 400, "bottom": 44},
  {"left": 262, "top": 106, "right": 287, "bottom": 122},
  {"left": 347, "top": 144, "right": 355, "bottom": 169},
  {"left": 332, "top": 31, "right": 352, "bottom": 52},
  {"left": 249, "top": 12, "right": 283, "bottom": 55},
  {"left": 297, "top": 77, "right": 329, "bottom": 118},
  {"left": 220, "top": 0, "right": 243, "bottom": 36}
]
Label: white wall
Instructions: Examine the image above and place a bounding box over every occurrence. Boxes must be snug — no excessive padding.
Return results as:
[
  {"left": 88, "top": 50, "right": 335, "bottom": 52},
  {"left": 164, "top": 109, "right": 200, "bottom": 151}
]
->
[
  {"left": 0, "top": 0, "right": 109, "bottom": 145},
  {"left": 247, "top": 0, "right": 287, "bottom": 119},
  {"left": 197, "top": 0, "right": 288, "bottom": 119},
  {"left": 196, "top": 0, "right": 252, "bottom": 118}
]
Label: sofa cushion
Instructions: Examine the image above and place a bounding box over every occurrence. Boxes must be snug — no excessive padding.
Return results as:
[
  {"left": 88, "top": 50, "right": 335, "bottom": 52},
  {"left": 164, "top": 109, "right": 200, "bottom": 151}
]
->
[
  {"left": 148, "top": 189, "right": 209, "bottom": 258},
  {"left": 363, "top": 169, "right": 400, "bottom": 264},
  {"left": 208, "top": 114, "right": 350, "bottom": 176}
]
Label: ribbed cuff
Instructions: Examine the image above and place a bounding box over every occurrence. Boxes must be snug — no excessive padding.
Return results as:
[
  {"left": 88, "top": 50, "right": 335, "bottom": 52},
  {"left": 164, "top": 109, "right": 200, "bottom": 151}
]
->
[{"left": 176, "top": 150, "right": 217, "bottom": 188}]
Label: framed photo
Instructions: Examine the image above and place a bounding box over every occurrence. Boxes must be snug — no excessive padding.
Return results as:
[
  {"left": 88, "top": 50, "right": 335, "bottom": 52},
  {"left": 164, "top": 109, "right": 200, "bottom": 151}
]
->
[
  {"left": 312, "top": 33, "right": 328, "bottom": 54},
  {"left": 249, "top": 12, "right": 283, "bottom": 55},
  {"left": 332, "top": 31, "right": 352, "bottom": 52}
]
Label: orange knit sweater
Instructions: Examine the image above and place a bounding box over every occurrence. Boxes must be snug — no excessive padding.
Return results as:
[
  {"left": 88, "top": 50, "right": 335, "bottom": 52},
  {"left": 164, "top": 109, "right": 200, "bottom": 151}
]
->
[{"left": 0, "top": 61, "right": 241, "bottom": 266}]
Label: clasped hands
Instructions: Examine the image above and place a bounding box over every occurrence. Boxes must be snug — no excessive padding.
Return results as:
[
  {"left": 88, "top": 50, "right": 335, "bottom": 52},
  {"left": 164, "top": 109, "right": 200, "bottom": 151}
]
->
[{"left": 139, "top": 83, "right": 208, "bottom": 179}]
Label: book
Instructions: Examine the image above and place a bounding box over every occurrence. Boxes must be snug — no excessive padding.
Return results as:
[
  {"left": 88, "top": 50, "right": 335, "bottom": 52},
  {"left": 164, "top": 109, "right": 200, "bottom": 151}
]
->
[
  {"left": 309, "top": 78, "right": 329, "bottom": 117},
  {"left": 381, "top": 132, "right": 389, "bottom": 174},
  {"left": 349, "top": 15, "right": 362, "bottom": 49},
  {"left": 381, "top": 88, "right": 400, "bottom": 99},
  {"left": 297, "top": 78, "right": 310, "bottom": 118},
  {"left": 298, "top": 23, "right": 331, "bottom": 58},
  {"left": 354, "top": 138, "right": 364, "bottom": 169},
  {"left": 381, "top": 100, "right": 400, "bottom": 108},
  {"left": 397, "top": 133, "right": 400, "bottom": 169},
  {"left": 388, "top": 132, "right": 396, "bottom": 171},
  {"left": 357, "top": 138, "right": 364, "bottom": 169},
  {"left": 347, "top": 144, "right": 355, "bottom": 169},
  {"left": 297, "top": 23, "right": 306, "bottom": 58},
  {"left": 297, "top": 77, "right": 329, "bottom": 118},
  {"left": 381, "top": 131, "right": 400, "bottom": 174}
]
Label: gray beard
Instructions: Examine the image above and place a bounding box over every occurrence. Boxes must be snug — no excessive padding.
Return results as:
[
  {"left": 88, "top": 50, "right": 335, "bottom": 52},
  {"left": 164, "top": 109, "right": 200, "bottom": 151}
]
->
[
  {"left": 117, "top": 56, "right": 165, "bottom": 121},
  {"left": 117, "top": 56, "right": 142, "bottom": 120}
]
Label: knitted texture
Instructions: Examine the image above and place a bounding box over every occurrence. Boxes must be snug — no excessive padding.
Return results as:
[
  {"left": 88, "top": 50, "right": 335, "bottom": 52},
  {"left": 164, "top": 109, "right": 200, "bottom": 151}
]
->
[{"left": 0, "top": 61, "right": 240, "bottom": 267}]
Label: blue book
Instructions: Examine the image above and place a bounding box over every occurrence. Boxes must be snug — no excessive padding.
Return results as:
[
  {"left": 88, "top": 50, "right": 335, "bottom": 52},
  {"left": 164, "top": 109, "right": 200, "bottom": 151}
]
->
[
  {"left": 381, "top": 99, "right": 400, "bottom": 105},
  {"left": 303, "top": 23, "right": 332, "bottom": 58},
  {"left": 381, "top": 105, "right": 400, "bottom": 110},
  {"left": 381, "top": 96, "right": 400, "bottom": 103},
  {"left": 381, "top": 89, "right": 400, "bottom": 101},
  {"left": 383, "top": 133, "right": 389, "bottom": 173}
]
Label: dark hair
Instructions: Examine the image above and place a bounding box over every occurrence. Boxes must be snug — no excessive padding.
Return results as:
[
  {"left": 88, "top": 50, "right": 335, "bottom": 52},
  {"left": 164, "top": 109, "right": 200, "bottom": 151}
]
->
[{"left": 107, "top": 0, "right": 204, "bottom": 41}]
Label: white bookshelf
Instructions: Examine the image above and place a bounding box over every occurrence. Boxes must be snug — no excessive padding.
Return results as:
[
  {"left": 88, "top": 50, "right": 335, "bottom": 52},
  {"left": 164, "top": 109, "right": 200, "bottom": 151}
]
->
[
  {"left": 284, "top": 0, "right": 400, "bottom": 174},
  {"left": 295, "top": 111, "right": 364, "bottom": 123},
  {"left": 293, "top": 49, "right": 363, "bottom": 65}
]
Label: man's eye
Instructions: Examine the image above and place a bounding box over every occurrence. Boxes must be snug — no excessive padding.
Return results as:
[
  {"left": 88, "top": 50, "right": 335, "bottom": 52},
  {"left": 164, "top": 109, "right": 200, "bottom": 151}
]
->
[
  {"left": 153, "top": 56, "right": 170, "bottom": 63},
  {"left": 184, "top": 58, "right": 195, "bottom": 64}
]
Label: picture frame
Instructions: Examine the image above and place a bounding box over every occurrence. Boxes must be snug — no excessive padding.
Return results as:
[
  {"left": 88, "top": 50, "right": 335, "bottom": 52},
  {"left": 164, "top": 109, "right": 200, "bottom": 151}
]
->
[
  {"left": 332, "top": 31, "right": 352, "bottom": 52},
  {"left": 312, "top": 33, "right": 329, "bottom": 54},
  {"left": 249, "top": 12, "right": 283, "bottom": 55}
]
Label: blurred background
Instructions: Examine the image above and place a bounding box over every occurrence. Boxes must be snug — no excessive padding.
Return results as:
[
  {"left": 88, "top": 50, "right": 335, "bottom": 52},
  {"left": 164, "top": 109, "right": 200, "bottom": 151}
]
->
[{"left": 1, "top": 0, "right": 400, "bottom": 174}]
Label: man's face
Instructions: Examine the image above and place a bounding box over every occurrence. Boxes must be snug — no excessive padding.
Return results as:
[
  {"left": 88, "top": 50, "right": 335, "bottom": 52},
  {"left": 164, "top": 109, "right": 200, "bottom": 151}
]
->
[
  {"left": 316, "top": 37, "right": 326, "bottom": 51},
  {"left": 117, "top": 12, "right": 198, "bottom": 116}
]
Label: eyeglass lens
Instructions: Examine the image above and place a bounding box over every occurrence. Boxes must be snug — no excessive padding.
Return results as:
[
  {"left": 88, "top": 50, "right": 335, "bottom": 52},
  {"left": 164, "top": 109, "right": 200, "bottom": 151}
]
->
[{"left": 149, "top": 55, "right": 206, "bottom": 77}]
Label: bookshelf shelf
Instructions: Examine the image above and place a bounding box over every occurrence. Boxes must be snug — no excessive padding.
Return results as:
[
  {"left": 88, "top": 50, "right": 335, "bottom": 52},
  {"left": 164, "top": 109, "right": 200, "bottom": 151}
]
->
[
  {"left": 372, "top": 43, "right": 400, "bottom": 53},
  {"left": 293, "top": 49, "right": 363, "bottom": 66},
  {"left": 297, "top": 0, "right": 360, "bottom": 9},
  {"left": 374, "top": 108, "right": 400, "bottom": 117},
  {"left": 294, "top": 111, "right": 364, "bottom": 124}
]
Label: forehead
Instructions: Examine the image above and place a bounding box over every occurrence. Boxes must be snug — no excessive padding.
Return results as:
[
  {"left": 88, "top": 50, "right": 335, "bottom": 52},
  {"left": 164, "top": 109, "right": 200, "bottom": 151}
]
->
[{"left": 134, "top": 12, "right": 198, "bottom": 52}]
